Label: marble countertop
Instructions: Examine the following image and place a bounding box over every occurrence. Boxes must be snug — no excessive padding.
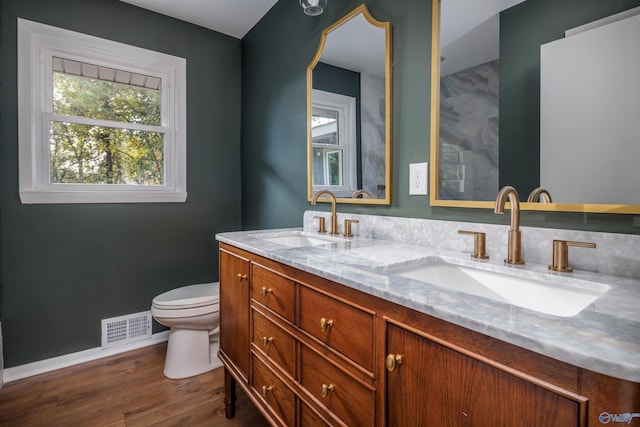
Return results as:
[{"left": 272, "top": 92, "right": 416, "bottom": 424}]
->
[{"left": 216, "top": 228, "right": 640, "bottom": 382}]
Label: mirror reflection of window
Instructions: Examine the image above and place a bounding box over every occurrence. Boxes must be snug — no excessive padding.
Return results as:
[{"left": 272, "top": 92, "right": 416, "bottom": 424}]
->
[
  {"left": 312, "top": 107, "right": 341, "bottom": 186},
  {"left": 311, "top": 89, "right": 357, "bottom": 195}
]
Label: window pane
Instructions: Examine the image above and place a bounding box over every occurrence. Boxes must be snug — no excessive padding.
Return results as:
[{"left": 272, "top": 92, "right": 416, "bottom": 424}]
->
[
  {"left": 312, "top": 107, "right": 338, "bottom": 145},
  {"left": 326, "top": 151, "right": 342, "bottom": 186},
  {"left": 313, "top": 147, "right": 326, "bottom": 185},
  {"left": 50, "top": 121, "right": 164, "bottom": 185},
  {"left": 53, "top": 57, "right": 161, "bottom": 126}
]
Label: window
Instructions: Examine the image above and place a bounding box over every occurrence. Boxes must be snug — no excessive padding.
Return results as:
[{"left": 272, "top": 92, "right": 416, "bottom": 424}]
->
[
  {"left": 311, "top": 89, "right": 356, "bottom": 196},
  {"left": 18, "top": 19, "right": 187, "bottom": 203}
]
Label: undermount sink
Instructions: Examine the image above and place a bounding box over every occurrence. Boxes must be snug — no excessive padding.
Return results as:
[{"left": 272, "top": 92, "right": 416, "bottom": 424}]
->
[
  {"left": 249, "top": 231, "right": 345, "bottom": 248},
  {"left": 385, "top": 257, "right": 610, "bottom": 317}
]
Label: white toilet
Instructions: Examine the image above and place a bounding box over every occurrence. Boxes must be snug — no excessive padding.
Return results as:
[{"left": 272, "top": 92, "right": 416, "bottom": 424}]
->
[{"left": 151, "top": 282, "right": 222, "bottom": 379}]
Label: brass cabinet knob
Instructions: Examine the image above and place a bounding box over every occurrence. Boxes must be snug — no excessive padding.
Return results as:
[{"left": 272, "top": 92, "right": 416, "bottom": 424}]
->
[
  {"left": 260, "top": 287, "right": 273, "bottom": 297},
  {"left": 319, "top": 317, "right": 334, "bottom": 332},
  {"left": 261, "top": 336, "right": 274, "bottom": 346},
  {"left": 261, "top": 385, "right": 274, "bottom": 397},
  {"left": 385, "top": 353, "right": 404, "bottom": 372},
  {"left": 549, "top": 240, "right": 596, "bottom": 272},
  {"left": 236, "top": 273, "right": 248, "bottom": 282},
  {"left": 458, "top": 230, "right": 489, "bottom": 259},
  {"left": 320, "top": 383, "right": 335, "bottom": 398}
]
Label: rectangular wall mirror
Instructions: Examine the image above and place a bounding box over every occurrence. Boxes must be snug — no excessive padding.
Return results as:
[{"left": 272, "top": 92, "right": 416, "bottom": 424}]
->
[
  {"left": 307, "top": 5, "right": 392, "bottom": 205},
  {"left": 429, "top": 0, "right": 640, "bottom": 214}
]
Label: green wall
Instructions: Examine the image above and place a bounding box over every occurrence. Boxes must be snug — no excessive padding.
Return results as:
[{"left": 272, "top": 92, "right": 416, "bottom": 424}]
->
[
  {"left": 241, "top": 0, "right": 640, "bottom": 234},
  {"left": 0, "top": 0, "right": 242, "bottom": 366}
]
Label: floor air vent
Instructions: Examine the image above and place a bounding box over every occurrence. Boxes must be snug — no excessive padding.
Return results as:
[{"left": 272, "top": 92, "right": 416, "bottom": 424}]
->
[{"left": 101, "top": 311, "right": 152, "bottom": 349}]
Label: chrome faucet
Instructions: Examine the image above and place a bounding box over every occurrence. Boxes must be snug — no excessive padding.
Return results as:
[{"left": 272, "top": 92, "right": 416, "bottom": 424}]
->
[
  {"left": 311, "top": 190, "right": 339, "bottom": 235},
  {"left": 527, "top": 187, "right": 552, "bottom": 203},
  {"left": 494, "top": 186, "right": 524, "bottom": 265}
]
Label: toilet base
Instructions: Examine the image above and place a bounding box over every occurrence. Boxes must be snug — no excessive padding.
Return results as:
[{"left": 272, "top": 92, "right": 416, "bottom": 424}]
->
[{"left": 163, "top": 328, "right": 222, "bottom": 379}]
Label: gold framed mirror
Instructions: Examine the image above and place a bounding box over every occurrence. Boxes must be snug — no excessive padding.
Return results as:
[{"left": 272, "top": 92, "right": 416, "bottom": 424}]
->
[
  {"left": 429, "top": 0, "right": 640, "bottom": 214},
  {"left": 306, "top": 5, "right": 392, "bottom": 205}
]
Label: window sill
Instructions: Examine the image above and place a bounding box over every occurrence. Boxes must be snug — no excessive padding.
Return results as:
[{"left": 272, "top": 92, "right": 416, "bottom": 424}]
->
[{"left": 19, "top": 190, "right": 187, "bottom": 204}]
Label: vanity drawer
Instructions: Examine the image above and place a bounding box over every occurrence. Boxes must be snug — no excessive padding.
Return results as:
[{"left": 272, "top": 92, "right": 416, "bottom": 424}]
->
[
  {"left": 252, "top": 354, "right": 296, "bottom": 427},
  {"left": 251, "top": 263, "right": 294, "bottom": 322},
  {"left": 300, "top": 345, "right": 375, "bottom": 427},
  {"left": 252, "top": 308, "right": 295, "bottom": 376},
  {"left": 298, "top": 286, "right": 373, "bottom": 371},
  {"left": 300, "top": 401, "right": 343, "bottom": 427}
]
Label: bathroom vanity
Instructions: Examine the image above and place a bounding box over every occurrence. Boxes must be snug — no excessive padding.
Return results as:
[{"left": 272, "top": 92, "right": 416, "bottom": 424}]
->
[{"left": 216, "top": 214, "right": 640, "bottom": 426}]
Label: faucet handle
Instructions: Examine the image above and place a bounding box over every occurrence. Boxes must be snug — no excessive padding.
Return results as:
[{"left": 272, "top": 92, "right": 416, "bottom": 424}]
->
[
  {"left": 314, "top": 216, "right": 327, "bottom": 233},
  {"left": 549, "top": 240, "right": 596, "bottom": 272},
  {"left": 458, "top": 230, "right": 489, "bottom": 259},
  {"left": 343, "top": 219, "right": 359, "bottom": 238}
]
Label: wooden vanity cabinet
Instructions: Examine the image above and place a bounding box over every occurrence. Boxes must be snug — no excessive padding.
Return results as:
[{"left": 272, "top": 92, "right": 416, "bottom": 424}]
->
[
  {"left": 384, "top": 322, "right": 586, "bottom": 426},
  {"left": 218, "top": 243, "right": 639, "bottom": 426}
]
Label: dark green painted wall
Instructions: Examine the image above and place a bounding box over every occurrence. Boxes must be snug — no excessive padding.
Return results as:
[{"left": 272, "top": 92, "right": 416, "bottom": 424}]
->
[
  {"left": 0, "top": 0, "right": 242, "bottom": 366},
  {"left": 500, "top": 0, "right": 640, "bottom": 195},
  {"left": 241, "top": 0, "right": 640, "bottom": 234}
]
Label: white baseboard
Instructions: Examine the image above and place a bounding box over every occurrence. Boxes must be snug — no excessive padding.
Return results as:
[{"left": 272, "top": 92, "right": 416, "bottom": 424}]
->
[{"left": 3, "top": 331, "right": 170, "bottom": 384}]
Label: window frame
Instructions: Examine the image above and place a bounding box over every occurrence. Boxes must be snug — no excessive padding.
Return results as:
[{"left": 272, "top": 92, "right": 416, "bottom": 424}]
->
[
  {"left": 311, "top": 89, "right": 357, "bottom": 196},
  {"left": 17, "top": 18, "right": 187, "bottom": 204}
]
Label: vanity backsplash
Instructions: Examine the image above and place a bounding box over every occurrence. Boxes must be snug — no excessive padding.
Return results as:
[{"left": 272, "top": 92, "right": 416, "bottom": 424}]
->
[{"left": 303, "top": 211, "right": 640, "bottom": 280}]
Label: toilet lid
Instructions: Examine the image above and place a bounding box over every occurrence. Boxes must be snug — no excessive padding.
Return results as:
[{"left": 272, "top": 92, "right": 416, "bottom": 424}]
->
[{"left": 152, "top": 282, "right": 219, "bottom": 309}]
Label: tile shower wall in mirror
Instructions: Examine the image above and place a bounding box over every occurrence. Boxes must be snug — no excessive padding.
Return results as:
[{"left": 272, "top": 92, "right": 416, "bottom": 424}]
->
[{"left": 439, "top": 60, "right": 499, "bottom": 201}]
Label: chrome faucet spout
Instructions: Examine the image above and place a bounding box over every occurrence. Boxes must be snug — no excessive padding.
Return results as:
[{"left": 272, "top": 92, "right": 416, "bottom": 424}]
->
[
  {"left": 494, "top": 186, "right": 524, "bottom": 265},
  {"left": 311, "top": 190, "right": 339, "bottom": 235}
]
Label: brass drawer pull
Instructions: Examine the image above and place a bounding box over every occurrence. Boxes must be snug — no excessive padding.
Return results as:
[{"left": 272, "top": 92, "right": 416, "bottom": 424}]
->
[
  {"left": 261, "top": 385, "right": 274, "bottom": 397},
  {"left": 236, "top": 273, "right": 248, "bottom": 282},
  {"left": 260, "top": 287, "right": 273, "bottom": 297},
  {"left": 319, "top": 317, "right": 334, "bottom": 332},
  {"left": 385, "top": 353, "right": 403, "bottom": 372},
  {"left": 321, "top": 383, "right": 335, "bottom": 398},
  {"left": 261, "top": 336, "right": 274, "bottom": 346}
]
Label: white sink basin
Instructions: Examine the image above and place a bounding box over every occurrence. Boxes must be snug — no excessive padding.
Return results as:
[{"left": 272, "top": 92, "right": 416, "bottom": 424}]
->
[
  {"left": 249, "top": 231, "right": 345, "bottom": 248},
  {"left": 387, "top": 258, "right": 610, "bottom": 317}
]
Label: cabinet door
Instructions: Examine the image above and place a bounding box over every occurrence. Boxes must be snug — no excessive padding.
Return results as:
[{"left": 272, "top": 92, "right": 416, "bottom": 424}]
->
[
  {"left": 385, "top": 323, "right": 585, "bottom": 427},
  {"left": 219, "top": 249, "right": 250, "bottom": 379}
]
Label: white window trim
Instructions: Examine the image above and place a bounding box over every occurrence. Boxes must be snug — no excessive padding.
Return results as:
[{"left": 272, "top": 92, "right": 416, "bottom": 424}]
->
[
  {"left": 17, "top": 18, "right": 187, "bottom": 204},
  {"left": 311, "top": 89, "right": 357, "bottom": 197}
]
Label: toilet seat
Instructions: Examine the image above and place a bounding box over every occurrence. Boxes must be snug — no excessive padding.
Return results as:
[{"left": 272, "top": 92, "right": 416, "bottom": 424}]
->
[{"left": 152, "top": 282, "right": 219, "bottom": 310}]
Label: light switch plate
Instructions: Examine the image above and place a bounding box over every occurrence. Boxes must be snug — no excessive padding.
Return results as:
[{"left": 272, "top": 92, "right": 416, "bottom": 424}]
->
[{"left": 409, "top": 162, "right": 428, "bottom": 195}]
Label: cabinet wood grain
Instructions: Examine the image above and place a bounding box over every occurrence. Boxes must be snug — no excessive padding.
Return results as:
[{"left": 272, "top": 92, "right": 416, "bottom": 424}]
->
[{"left": 385, "top": 322, "right": 586, "bottom": 427}]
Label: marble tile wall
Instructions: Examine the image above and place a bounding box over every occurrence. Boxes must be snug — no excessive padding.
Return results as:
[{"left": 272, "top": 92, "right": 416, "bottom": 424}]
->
[
  {"left": 439, "top": 60, "right": 499, "bottom": 201},
  {"left": 360, "top": 73, "right": 386, "bottom": 198},
  {"left": 304, "top": 211, "right": 640, "bottom": 279}
]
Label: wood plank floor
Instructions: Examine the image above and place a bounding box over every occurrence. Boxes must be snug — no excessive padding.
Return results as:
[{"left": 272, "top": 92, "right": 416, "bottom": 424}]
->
[{"left": 0, "top": 343, "right": 269, "bottom": 426}]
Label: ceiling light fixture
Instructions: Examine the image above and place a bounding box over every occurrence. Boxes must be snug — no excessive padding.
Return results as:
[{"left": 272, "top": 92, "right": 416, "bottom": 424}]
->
[{"left": 300, "top": 0, "right": 327, "bottom": 16}]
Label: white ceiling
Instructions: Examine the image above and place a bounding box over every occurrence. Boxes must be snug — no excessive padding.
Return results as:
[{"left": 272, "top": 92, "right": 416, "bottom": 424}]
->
[
  {"left": 440, "top": 0, "right": 525, "bottom": 76},
  {"left": 320, "top": 13, "right": 386, "bottom": 78},
  {"left": 119, "top": 0, "right": 279, "bottom": 39},
  {"left": 118, "top": 0, "right": 524, "bottom": 76}
]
